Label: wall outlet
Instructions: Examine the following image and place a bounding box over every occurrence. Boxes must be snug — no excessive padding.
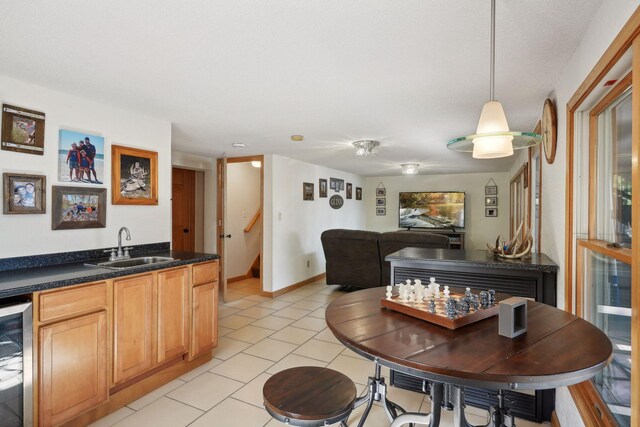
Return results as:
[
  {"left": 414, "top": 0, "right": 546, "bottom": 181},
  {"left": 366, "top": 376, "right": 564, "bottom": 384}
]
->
[{"left": 306, "top": 260, "right": 310, "bottom": 268}]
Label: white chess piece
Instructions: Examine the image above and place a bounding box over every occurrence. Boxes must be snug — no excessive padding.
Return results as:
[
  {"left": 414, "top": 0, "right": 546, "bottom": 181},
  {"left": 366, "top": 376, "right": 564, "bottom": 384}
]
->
[
  {"left": 435, "top": 283, "right": 441, "bottom": 298},
  {"left": 406, "top": 279, "right": 412, "bottom": 287},
  {"left": 414, "top": 279, "right": 422, "bottom": 287},
  {"left": 386, "top": 285, "right": 393, "bottom": 300},
  {"left": 443, "top": 285, "right": 450, "bottom": 299},
  {"left": 415, "top": 287, "right": 424, "bottom": 302}
]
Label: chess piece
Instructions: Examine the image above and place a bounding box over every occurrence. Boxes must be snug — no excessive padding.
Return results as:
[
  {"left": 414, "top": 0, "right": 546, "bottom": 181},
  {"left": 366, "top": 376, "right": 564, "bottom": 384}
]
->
[
  {"left": 386, "top": 286, "right": 393, "bottom": 300},
  {"left": 406, "top": 279, "right": 412, "bottom": 287},
  {"left": 479, "top": 291, "right": 489, "bottom": 309},
  {"left": 465, "top": 287, "right": 472, "bottom": 298},
  {"left": 488, "top": 289, "right": 496, "bottom": 306},
  {"left": 414, "top": 279, "right": 422, "bottom": 287},
  {"left": 429, "top": 298, "right": 437, "bottom": 313},
  {"left": 443, "top": 285, "right": 450, "bottom": 299},
  {"left": 415, "top": 287, "right": 424, "bottom": 302},
  {"left": 435, "top": 283, "right": 441, "bottom": 298},
  {"left": 445, "top": 298, "right": 458, "bottom": 319}
]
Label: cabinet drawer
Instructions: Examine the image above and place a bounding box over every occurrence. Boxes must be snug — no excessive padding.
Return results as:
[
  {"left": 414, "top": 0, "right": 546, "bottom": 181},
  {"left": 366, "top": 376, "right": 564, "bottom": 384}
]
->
[
  {"left": 39, "top": 282, "right": 108, "bottom": 323},
  {"left": 193, "top": 261, "right": 219, "bottom": 286}
]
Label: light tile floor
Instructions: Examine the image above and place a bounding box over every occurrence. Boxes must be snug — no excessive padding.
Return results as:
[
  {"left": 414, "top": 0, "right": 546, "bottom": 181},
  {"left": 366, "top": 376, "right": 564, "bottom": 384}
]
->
[{"left": 90, "top": 280, "right": 548, "bottom": 427}]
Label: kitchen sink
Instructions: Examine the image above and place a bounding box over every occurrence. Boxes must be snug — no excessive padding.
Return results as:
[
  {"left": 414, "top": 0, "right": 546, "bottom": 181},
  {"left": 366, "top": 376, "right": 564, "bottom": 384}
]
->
[{"left": 85, "top": 256, "right": 176, "bottom": 270}]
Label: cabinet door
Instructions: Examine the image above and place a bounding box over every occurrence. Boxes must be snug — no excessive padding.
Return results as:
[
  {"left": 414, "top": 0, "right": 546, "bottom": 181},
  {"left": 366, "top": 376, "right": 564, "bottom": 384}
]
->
[
  {"left": 157, "top": 268, "right": 189, "bottom": 363},
  {"left": 39, "top": 311, "right": 108, "bottom": 426},
  {"left": 113, "top": 274, "right": 154, "bottom": 384},
  {"left": 190, "top": 281, "right": 218, "bottom": 359}
]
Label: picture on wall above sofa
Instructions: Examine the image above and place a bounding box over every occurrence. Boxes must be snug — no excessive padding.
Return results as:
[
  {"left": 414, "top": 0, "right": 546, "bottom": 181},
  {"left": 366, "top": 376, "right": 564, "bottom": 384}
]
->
[{"left": 399, "top": 191, "right": 465, "bottom": 229}]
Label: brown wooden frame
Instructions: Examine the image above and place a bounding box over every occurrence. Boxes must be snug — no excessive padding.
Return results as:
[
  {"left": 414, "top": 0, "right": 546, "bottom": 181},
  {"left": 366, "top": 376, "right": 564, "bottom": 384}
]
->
[
  {"left": 1, "top": 104, "right": 45, "bottom": 155},
  {"left": 51, "top": 186, "right": 106, "bottom": 230},
  {"left": 111, "top": 145, "right": 158, "bottom": 205},
  {"left": 3, "top": 172, "right": 46, "bottom": 214},
  {"left": 509, "top": 162, "right": 529, "bottom": 239},
  {"left": 564, "top": 6, "right": 640, "bottom": 426},
  {"left": 303, "top": 182, "right": 314, "bottom": 200}
]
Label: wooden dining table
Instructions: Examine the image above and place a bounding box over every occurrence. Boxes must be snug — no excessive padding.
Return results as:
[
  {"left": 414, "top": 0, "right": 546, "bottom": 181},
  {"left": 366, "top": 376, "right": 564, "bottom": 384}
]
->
[{"left": 325, "top": 287, "right": 612, "bottom": 427}]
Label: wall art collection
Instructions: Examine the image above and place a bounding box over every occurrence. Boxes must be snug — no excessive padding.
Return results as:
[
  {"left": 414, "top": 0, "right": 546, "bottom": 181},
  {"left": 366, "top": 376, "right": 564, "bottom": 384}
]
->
[
  {"left": 376, "top": 183, "right": 386, "bottom": 216},
  {"left": 303, "top": 177, "right": 362, "bottom": 209},
  {"left": 485, "top": 178, "right": 498, "bottom": 217},
  {"left": 1, "top": 102, "right": 159, "bottom": 230}
]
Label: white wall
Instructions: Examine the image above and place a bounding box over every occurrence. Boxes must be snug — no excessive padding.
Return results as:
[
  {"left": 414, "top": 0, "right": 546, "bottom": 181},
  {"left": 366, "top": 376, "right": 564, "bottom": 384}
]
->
[
  {"left": 543, "top": 1, "right": 638, "bottom": 425},
  {"left": 171, "top": 150, "right": 217, "bottom": 254},
  {"left": 364, "top": 173, "right": 510, "bottom": 250},
  {"left": 226, "top": 162, "right": 261, "bottom": 278},
  {"left": 264, "top": 154, "right": 366, "bottom": 292},
  {"left": 0, "top": 74, "right": 171, "bottom": 258}
]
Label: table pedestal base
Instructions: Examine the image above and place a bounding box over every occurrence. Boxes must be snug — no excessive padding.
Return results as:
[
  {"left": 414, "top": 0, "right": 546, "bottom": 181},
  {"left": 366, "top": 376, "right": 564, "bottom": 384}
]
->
[{"left": 353, "top": 363, "right": 410, "bottom": 427}]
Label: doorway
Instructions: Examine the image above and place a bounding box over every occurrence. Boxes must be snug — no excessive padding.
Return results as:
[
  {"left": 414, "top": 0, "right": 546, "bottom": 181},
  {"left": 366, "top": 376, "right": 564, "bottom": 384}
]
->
[
  {"left": 216, "top": 155, "right": 264, "bottom": 302},
  {"left": 172, "top": 167, "right": 205, "bottom": 252}
]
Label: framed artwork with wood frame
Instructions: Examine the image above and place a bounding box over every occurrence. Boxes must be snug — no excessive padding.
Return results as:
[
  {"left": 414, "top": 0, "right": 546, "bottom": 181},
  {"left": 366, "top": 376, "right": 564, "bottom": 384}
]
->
[
  {"left": 1, "top": 104, "right": 46, "bottom": 155},
  {"left": 52, "top": 186, "right": 106, "bottom": 230},
  {"left": 3, "top": 173, "right": 46, "bottom": 214},
  {"left": 111, "top": 145, "right": 158, "bottom": 205}
]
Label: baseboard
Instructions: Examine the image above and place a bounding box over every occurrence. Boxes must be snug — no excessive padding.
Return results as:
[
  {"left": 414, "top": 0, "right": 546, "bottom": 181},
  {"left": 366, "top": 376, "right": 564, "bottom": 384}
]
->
[
  {"left": 228, "top": 273, "right": 251, "bottom": 283},
  {"left": 551, "top": 410, "right": 560, "bottom": 427},
  {"left": 260, "top": 273, "right": 326, "bottom": 298}
]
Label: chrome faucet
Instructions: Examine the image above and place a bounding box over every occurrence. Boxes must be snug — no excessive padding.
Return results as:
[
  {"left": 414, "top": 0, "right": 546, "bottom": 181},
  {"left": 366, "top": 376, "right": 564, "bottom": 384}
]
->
[{"left": 117, "top": 227, "right": 132, "bottom": 258}]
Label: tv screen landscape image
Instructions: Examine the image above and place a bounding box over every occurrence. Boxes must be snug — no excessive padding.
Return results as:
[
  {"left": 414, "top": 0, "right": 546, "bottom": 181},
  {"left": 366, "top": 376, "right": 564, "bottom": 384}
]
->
[{"left": 399, "top": 191, "right": 465, "bottom": 229}]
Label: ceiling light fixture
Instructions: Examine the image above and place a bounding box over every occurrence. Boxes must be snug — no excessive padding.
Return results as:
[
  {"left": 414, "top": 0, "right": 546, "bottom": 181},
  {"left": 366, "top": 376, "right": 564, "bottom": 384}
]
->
[
  {"left": 447, "top": 0, "right": 541, "bottom": 158},
  {"left": 352, "top": 140, "right": 380, "bottom": 156},
  {"left": 251, "top": 161, "right": 261, "bottom": 168},
  {"left": 232, "top": 143, "right": 246, "bottom": 149},
  {"left": 401, "top": 163, "right": 420, "bottom": 175},
  {"left": 291, "top": 135, "right": 304, "bottom": 142}
]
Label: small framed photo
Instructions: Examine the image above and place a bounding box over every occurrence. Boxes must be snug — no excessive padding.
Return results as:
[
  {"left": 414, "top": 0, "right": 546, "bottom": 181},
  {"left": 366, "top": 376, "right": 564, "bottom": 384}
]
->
[
  {"left": 52, "top": 186, "right": 106, "bottom": 230},
  {"left": 485, "top": 196, "right": 497, "bottom": 206},
  {"left": 319, "top": 178, "right": 327, "bottom": 198},
  {"left": 329, "top": 178, "right": 336, "bottom": 190},
  {"left": 3, "top": 173, "right": 46, "bottom": 214},
  {"left": 356, "top": 187, "right": 362, "bottom": 200},
  {"left": 376, "top": 207, "right": 386, "bottom": 216},
  {"left": 303, "top": 182, "right": 314, "bottom": 200},
  {"left": 112, "top": 145, "right": 158, "bottom": 205},
  {"left": 346, "top": 183, "right": 352, "bottom": 199},
  {"left": 376, "top": 197, "right": 386, "bottom": 206},
  {"left": 376, "top": 187, "right": 386, "bottom": 197},
  {"left": 485, "top": 185, "right": 498, "bottom": 196},
  {"left": 59, "top": 129, "right": 105, "bottom": 184},
  {"left": 485, "top": 207, "right": 498, "bottom": 217},
  {"left": 1, "top": 104, "right": 46, "bottom": 155}
]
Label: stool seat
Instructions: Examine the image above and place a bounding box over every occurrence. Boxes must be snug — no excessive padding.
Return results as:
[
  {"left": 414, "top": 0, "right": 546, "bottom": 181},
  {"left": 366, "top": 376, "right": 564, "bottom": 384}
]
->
[{"left": 263, "top": 366, "right": 357, "bottom": 427}]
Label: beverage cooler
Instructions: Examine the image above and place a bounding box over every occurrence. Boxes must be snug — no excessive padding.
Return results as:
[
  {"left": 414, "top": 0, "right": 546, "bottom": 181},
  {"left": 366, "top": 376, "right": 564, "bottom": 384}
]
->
[{"left": 0, "top": 298, "right": 32, "bottom": 427}]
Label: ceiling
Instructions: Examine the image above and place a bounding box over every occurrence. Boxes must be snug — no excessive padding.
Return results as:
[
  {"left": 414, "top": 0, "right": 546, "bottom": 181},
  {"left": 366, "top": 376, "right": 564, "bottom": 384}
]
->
[{"left": 0, "top": 0, "right": 602, "bottom": 176}]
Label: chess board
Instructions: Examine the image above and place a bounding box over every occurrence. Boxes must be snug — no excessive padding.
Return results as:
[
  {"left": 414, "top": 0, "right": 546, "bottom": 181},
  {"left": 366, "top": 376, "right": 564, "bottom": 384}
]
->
[{"left": 380, "top": 291, "right": 500, "bottom": 330}]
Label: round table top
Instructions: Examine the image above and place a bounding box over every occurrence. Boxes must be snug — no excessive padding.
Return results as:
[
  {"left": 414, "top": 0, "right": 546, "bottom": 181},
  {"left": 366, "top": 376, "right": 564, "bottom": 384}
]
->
[{"left": 325, "top": 287, "right": 612, "bottom": 390}]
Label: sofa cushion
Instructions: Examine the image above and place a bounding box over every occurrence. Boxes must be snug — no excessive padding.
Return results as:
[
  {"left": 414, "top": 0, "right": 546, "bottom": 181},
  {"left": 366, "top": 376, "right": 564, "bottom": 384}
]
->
[
  {"left": 321, "top": 229, "right": 381, "bottom": 289},
  {"left": 379, "top": 231, "right": 450, "bottom": 286}
]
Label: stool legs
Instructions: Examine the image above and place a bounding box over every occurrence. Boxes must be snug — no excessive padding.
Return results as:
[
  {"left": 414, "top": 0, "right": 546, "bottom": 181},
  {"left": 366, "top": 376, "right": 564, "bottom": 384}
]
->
[{"left": 352, "top": 362, "right": 408, "bottom": 427}]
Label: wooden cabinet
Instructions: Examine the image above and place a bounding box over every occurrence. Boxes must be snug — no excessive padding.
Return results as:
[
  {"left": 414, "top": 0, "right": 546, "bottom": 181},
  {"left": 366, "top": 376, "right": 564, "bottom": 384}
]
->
[
  {"left": 39, "top": 311, "right": 108, "bottom": 427},
  {"left": 157, "top": 268, "right": 189, "bottom": 363},
  {"left": 190, "top": 281, "right": 218, "bottom": 359},
  {"left": 113, "top": 274, "right": 154, "bottom": 384}
]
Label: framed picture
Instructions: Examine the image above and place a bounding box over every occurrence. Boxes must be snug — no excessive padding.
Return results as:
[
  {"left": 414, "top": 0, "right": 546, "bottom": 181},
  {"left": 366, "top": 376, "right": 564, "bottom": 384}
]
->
[
  {"left": 339, "top": 180, "right": 344, "bottom": 191},
  {"left": 376, "top": 207, "right": 386, "bottom": 216},
  {"left": 376, "top": 197, "right": 386, "bottom": 206},
  {"left": 52, "top": 186, "right": 106, "bottom": 230},
  {"left": 346, "top": 183, "right": 352, "bottom": 199},
  {"left": 376, "top": 187, "right": 386, "bottom": 197},
  {"left": 112, "top": 145, "right": 158, "bottom": 205},
  {"left": 319, "top": 178, "right": 327, "bottom": 198},
  {"left": 3, "top": 173, "right": 46, "bottom": 214},
  {"left": 330, "top": 177, "right": 344, "bottom": 192},
  {"left": 485, "top": 196, "right": 497, "bottom": 206},
  {"left": 485, "top": 207, "right": 498, "bottom": 217},
  {"left": 329, "top": 178, "right": 336, "bottom": 190},
  {"left": 58, "top": 129, "right": 105, "bottom": 184},
  {"left": 1, "top": 104, "right": 45, "bottom": 155},
  {"left": 303, "top": 182, "right": 314, "bottom": 200},
  {"left": 485, "top": 185, "right": 498, "bottom": 195},
  {"left": 356, "top": 187, "right": 362, "bottom": 200}
]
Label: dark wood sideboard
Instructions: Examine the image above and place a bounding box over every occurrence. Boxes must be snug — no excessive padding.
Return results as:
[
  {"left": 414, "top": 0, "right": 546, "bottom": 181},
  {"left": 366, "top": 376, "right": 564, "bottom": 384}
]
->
[{"left": 385, "top": 247, "right": 559, "bottom": 423}]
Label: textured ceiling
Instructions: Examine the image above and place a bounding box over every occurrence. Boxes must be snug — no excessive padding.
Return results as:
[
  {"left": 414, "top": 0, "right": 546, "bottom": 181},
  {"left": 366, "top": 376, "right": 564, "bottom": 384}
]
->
[{"left": 0, "top": 0, "right": 602, "bottom": 176}]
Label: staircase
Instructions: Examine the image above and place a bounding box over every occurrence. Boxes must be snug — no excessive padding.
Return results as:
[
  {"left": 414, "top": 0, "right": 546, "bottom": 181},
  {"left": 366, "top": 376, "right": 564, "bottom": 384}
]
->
[{"left": 250, "top": 253, "right": 260, "bottom": 278}]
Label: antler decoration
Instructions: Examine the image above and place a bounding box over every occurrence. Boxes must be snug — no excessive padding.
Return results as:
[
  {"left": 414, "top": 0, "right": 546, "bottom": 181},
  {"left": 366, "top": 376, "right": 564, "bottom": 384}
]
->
[{"left": 486, "top": 221, "right": 533, "bottom": 259}]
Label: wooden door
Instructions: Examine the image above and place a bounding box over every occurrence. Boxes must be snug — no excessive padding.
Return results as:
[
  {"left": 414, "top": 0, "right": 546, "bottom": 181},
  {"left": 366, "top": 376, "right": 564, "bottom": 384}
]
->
[
  {"left": 113, "top": 274, "right": 154, "bottom": 384},
  {"left": 157, "top": 268, "right": 189, "bottom": 363},
  {"left": 172, "top": 167, "right": 196, "bottom": 252},
  {"left": 39, "top": 311, "right": 108, "bottom": 426},
  {"left": 216, "top": 158, "right": 228, "bottom": 301},
  {"left": 190, "top": 281, "right": 218, "bottom": 360}
]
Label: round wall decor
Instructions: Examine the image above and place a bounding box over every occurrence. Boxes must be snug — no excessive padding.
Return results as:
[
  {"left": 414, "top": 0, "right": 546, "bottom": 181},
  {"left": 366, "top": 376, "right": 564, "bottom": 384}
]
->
[
  {"left": 329, "top": 195, "right": 344, "bottom": 209},
  {"left": 541, "top": 98, "right": 557, "bottom": 164}
]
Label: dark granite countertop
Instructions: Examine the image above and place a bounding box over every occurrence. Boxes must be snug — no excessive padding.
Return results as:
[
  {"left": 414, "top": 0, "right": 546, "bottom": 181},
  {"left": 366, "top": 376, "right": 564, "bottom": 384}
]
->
[
  {"left": 385, "top": 248, "right": 559, "bottom": 273},
  {"left": 0, "top": 248, "right": 219, "bottom": 299}
]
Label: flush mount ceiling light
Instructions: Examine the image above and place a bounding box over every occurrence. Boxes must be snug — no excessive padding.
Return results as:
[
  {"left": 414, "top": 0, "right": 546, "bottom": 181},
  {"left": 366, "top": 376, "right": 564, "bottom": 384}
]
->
[
  {"left": 232, "top": 143, "right": 246, "bottom": 149},
  {"left": 251, "top": 160, "right": 261, "bottom": 168},
  {"left": 291, "top": 135, "right": 304, "bottom": 142},
  {"left": 353, "top": 140, "right": 380, "bottom": 156},
  {"left": 447, "top": 0, "right": 541, "bottom": 159},
  {"left": 401, "top": 163, "right": 420, "bottom": 175}
]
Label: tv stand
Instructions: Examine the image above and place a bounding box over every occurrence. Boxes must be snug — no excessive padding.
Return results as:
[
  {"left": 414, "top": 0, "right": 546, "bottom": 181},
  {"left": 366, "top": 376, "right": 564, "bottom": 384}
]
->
[{"left": 400, "top": 229, "right": 465, "bottom": 249}]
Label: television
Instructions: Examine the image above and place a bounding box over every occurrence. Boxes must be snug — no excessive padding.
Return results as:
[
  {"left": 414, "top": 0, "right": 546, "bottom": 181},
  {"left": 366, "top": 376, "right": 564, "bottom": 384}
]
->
[{"left": 399, "top": 191, "right": 465, "bottom": 229}]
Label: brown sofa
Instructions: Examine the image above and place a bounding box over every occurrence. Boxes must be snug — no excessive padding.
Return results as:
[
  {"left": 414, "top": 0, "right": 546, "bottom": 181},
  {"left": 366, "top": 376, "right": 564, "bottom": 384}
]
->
[{"left": 321, "top": 229, "right": 450, "bottom": 289}]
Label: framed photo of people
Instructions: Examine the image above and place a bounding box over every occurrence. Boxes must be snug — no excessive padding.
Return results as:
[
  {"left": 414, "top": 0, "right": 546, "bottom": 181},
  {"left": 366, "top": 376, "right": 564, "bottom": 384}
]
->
[
  {"left": 52, "top": 186, "right": 106, "bottom": 230},
  {"left": 303, "top": 182, "right": 314, "bottom": 201},
  {"left": 3, "top": 173, "right": 46, "bottom": 214},
  {"left": 319, "top": 178, "right": 327, "bottom": 198},
  {"left": 111, "top": 145, "right": 158, "bottom": 205},
  {"left": 346, "top": 183, "right": 352, "bottom": 199},
  {"left": 1, "top": 104, "right": 45, "bottom": 155},
  {"left": 58, "top": 129, "right": 105, "bottom": 184}
]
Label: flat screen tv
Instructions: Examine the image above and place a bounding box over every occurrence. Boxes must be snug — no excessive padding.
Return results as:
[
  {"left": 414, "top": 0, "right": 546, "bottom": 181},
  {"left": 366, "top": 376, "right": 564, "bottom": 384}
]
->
[{"left": 399, "top": 191, "right": 465, "bottom": 229}]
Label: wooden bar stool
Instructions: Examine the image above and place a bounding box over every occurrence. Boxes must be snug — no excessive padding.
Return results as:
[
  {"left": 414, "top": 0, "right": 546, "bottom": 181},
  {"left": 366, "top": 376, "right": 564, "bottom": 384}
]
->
[{"left": 263, "top": 366, "right": 357, "bottom": 426}]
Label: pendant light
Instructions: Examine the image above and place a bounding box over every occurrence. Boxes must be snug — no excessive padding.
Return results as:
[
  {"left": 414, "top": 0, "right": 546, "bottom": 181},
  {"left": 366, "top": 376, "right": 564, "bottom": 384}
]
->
[{"left": 447, "top": 0, "right": 541, "bottom": 158}]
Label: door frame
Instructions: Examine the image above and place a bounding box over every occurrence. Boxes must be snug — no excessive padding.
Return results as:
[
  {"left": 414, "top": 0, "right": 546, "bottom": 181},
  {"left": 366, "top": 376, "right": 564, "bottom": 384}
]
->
[
  {"left": 171, "top": 167, "right": 196, "bottom": 252},
  {"left": 216, "top": 155, "right": 264, "bottom": 301}
]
